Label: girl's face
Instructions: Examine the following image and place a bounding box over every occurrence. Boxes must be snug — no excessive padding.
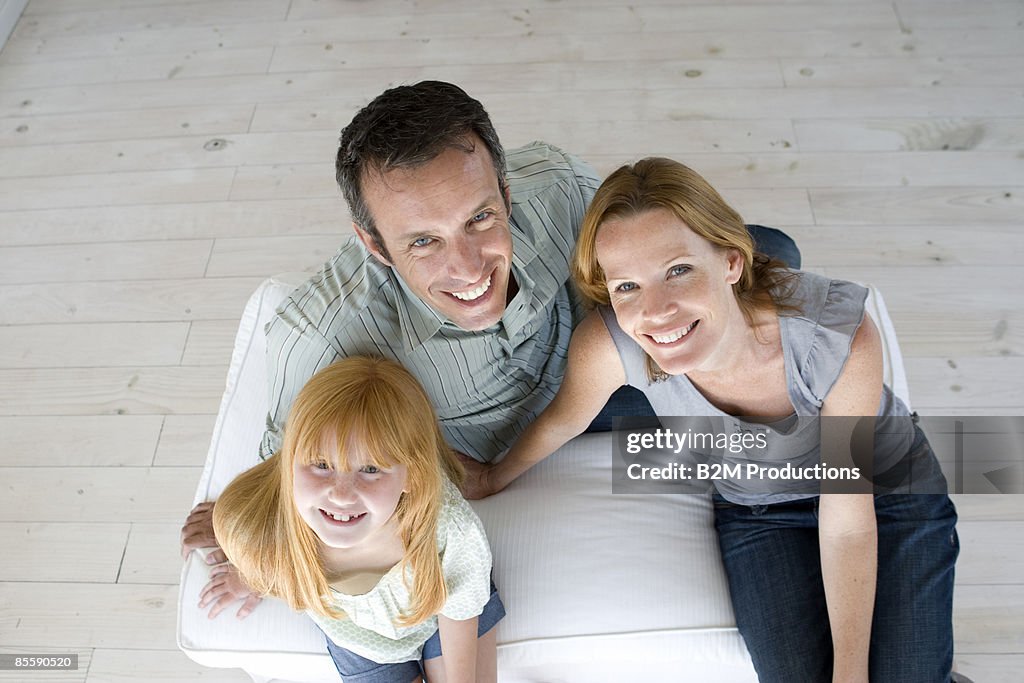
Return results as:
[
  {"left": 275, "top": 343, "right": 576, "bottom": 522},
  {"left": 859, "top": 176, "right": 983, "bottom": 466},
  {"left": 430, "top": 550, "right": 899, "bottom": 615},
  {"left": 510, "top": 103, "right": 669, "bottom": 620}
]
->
[
  {"left": 292, "top": 433, "right": 408, "bottom": 550},
  {"left": 595, "top": 208, "right": 744, "bottom": 376}
]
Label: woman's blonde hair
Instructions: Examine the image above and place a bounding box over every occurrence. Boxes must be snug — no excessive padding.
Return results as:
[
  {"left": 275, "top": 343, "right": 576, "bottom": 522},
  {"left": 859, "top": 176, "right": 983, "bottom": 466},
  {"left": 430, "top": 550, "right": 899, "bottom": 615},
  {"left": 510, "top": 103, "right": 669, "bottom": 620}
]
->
[
  {"left": 213, "top": 356, "right": 464, "bottom": 626},
  {"left": 572, "top": 157, "right": 797, "bottom": 378}
]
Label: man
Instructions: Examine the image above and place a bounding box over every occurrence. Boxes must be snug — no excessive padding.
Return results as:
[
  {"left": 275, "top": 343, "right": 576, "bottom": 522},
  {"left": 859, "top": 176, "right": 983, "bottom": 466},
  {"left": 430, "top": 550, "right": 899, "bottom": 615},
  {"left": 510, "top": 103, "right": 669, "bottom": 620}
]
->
[{"left": 182, "top": 81, "right": 800, "bottom": 614}]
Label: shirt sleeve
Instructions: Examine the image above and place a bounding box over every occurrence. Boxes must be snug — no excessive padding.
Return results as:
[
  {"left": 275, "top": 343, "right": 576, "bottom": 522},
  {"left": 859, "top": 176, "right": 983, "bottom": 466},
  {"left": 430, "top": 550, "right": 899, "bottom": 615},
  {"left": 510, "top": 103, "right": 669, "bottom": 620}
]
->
[
  {"left": 438, "top": 489, "right": 494, "bottom": 621},
  {"left": 260, "top": 299, "right": 341, "bottom": 460},
  {"left": 563, "top": 150, "right": 601, "bottom": 241}
]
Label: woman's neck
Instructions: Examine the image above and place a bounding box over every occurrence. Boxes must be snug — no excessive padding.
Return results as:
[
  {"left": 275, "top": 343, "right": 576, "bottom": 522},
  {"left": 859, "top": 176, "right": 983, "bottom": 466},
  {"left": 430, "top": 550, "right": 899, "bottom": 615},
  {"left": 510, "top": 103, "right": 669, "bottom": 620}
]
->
[{"left": 692, "top": 303, "right": 776, "bottom": 379}]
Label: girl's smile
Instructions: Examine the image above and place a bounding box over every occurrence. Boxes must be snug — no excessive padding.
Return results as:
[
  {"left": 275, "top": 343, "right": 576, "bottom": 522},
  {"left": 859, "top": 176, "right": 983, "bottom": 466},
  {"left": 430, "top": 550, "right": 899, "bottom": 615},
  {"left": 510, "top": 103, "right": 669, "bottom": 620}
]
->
[{"left": 320, "top": 510, "right": 367, "bottom": 524}]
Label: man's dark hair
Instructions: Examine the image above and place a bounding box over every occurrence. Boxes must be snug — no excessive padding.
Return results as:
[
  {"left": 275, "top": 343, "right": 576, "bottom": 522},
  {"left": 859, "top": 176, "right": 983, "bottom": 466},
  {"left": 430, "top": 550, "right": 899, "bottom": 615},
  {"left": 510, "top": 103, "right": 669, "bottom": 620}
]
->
[{"left": 336, "top": 81, "right": 507, "bottom": 261}]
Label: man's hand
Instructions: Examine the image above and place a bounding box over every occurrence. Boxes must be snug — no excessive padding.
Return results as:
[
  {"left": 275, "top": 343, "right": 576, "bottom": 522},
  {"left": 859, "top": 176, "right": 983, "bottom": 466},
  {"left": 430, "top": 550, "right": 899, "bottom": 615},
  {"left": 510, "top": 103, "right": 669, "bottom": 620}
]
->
[
  {"left": 457, "top": 453, "right": 498, "bottom": 500},
  {"left": 199, "top": 562, "right": 263, "bottom": 619},
  {"left": 180, "top": 501, "right": 226, "bottom": 565}
]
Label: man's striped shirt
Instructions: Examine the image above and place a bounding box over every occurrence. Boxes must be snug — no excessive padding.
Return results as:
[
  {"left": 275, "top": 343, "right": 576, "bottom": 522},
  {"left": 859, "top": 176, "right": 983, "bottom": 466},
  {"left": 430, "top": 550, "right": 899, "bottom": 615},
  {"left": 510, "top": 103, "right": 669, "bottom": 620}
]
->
[{"left": 261, "top": 142, "right": 599, "bottom": 462}]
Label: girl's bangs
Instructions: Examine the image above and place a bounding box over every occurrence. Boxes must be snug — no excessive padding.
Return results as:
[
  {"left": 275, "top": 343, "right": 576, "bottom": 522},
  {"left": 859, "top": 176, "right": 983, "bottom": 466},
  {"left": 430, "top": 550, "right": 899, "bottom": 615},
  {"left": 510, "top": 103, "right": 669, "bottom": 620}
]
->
[{"left": 296, "top": 401, "right": 411, "bottom": 473}]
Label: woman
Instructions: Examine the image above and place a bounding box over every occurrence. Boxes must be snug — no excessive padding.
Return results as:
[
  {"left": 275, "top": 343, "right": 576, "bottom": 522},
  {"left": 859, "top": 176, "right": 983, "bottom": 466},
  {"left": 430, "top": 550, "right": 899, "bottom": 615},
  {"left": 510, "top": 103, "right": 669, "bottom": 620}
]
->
[{"left": 466, "top": 158, "right": 958, "bottom": 682}]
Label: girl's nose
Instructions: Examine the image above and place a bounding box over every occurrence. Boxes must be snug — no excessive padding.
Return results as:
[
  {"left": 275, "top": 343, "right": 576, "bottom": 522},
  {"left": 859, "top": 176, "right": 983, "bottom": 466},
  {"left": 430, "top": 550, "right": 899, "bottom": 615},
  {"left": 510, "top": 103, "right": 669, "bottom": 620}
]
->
[{"left": 327, "top": 474, "right": 358, "bottom": 504}]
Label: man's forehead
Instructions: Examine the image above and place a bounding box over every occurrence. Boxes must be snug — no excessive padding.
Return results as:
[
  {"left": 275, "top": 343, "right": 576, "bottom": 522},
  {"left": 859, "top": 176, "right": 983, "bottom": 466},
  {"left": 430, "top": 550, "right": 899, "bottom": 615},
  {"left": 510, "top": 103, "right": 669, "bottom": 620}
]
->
[{"left": 363, "top": 150, "right": 503, "bottom": 230}]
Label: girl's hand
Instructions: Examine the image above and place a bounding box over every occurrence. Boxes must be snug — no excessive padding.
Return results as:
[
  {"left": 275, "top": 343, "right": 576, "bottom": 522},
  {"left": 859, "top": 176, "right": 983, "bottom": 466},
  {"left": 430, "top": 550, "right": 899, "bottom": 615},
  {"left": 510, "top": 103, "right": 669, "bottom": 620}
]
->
[{"left": 199, "top": 561, "right": 263, "bottom": 619}]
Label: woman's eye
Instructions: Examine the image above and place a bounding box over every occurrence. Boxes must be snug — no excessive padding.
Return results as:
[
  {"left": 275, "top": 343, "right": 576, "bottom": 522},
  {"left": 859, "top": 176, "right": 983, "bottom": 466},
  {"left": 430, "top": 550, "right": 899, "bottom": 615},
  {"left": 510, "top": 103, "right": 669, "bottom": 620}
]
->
[
  {"left": 668, "top": 265, "right": 691, "bottom": 277},
  {"left": 613, "top": 282, "right": 637, "bottom": 293}
]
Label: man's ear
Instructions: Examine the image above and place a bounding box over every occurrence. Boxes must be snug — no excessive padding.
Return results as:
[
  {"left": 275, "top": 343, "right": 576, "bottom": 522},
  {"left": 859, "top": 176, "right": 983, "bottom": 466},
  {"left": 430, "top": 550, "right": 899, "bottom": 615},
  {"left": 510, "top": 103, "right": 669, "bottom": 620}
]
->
[{"left": 353, "top": 223, "right": 393, "bottom": 267}]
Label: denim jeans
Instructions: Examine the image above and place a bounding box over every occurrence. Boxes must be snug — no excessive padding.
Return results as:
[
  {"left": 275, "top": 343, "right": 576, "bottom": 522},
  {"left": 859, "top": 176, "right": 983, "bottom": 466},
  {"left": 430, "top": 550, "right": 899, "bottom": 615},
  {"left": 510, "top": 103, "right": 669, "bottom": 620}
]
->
[
  {"left": 713, "top": 492, "right": 959, "bottom": 682},
  {"left": 585, "top": 223, "right": 802, "bottom": 433},
  {"left": 747, "top": 223, "right": 802, "bottom": 270},
  {"left": 323, "top": 581, "right": 505, "bottom": 682}
]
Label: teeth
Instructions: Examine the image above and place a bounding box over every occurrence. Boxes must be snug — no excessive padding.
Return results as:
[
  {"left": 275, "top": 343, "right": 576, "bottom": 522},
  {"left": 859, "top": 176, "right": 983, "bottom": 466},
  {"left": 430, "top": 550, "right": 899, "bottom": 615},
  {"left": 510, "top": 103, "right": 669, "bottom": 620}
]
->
[
  {"left": 652, "top": 321, "right": 697, "bottom": 344},
  {"left": 451, "top": 276, "right": 491, "bottom": 301},
  {"left": 328, "top": 512, "right": 357, "bottom": 522}
]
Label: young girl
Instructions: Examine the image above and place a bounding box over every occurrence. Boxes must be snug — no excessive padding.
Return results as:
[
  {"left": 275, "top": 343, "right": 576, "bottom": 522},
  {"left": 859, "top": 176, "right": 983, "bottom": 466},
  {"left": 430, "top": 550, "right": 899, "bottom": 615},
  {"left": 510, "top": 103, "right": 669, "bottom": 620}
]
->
[{"left": 206, "top": 356, "right": 503, "bottom": 683}]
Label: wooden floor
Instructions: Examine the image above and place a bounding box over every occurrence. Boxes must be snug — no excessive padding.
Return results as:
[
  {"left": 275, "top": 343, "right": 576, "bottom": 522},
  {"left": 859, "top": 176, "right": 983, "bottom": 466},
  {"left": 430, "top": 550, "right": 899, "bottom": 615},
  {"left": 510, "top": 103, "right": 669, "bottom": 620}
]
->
[{"left": 0, "top": 0, "right": 1021, "bottom": 680}]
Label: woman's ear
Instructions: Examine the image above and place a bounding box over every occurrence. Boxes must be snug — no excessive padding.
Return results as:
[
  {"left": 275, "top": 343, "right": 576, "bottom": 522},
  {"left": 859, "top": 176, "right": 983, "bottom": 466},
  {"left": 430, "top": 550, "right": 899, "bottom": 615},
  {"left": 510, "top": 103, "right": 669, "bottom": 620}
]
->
[{"left": 724, "top": 248, "right": 744, "bottom": 285}]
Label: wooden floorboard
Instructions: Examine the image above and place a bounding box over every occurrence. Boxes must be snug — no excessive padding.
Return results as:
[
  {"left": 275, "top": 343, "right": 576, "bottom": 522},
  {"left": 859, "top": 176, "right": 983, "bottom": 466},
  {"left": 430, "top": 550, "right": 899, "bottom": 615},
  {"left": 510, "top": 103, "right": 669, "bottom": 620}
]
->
[{"left": 0, "top": 0, "right": 1020, "bottom": 680}]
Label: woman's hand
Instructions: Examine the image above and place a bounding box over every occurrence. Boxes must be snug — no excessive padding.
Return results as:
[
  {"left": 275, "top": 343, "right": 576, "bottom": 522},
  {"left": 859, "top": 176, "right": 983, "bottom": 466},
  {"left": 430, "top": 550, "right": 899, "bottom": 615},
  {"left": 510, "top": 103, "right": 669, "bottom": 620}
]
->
[
  {"left": 198, "top": 561, "right": 263, "bottom": 619},
  {"left": 819, "top": 493, "right": 876, "bottom": 683}
]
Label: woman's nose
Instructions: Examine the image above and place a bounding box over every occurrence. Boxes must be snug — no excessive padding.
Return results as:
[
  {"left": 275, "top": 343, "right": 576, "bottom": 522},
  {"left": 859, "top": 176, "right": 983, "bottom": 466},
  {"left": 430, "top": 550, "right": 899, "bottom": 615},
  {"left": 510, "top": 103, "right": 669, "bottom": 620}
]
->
[{"left": 641, "top": 285, "right": 678, "bottom": 322}]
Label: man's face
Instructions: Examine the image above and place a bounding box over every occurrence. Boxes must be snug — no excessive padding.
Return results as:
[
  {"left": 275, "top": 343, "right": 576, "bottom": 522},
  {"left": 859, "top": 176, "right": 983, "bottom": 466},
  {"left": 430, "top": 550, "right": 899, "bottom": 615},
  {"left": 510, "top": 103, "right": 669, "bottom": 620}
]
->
[{"left": 355, "top": 138, "right": 514, "bottom": 331}]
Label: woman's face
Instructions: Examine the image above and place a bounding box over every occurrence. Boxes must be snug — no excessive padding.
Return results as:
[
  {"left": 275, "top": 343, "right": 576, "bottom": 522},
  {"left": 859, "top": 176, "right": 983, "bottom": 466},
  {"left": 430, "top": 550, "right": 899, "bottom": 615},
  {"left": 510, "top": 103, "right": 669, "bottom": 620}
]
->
[{"left": 595, "top": 208, "right": 744, "bottom": 376}]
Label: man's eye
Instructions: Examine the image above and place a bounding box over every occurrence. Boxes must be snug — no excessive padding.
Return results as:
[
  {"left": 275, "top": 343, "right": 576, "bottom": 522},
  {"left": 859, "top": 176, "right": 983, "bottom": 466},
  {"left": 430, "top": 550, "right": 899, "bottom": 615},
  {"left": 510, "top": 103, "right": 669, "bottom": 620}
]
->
[
  {"left": 471, "top": 211, "right": 491, "bottom": 223},
  {"left": 669, "top": 265, "right": 691, "bottom": 277},
  {"left": 614, "top": 282, "right": 637, "bottom": 293},
  {"left": 411, "top": 237, "right": 434, "bottom": 248}
]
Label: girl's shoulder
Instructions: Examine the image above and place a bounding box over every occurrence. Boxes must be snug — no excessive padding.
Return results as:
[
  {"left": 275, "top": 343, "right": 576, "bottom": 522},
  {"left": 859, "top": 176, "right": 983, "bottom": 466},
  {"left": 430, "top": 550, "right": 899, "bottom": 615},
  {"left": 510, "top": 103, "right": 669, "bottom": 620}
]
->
[
  {"left": 436, "top": 478, "right": 489, "bottom": 544},
  {"left": 434, "top": 478, "right": 492, "bottom": 568}
]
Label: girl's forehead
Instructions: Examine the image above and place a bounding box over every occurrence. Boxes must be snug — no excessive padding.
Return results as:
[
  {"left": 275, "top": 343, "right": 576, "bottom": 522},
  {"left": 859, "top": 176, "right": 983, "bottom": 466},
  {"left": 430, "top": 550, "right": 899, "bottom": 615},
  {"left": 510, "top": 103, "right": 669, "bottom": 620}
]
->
[{"left": 315, "top": 428, "right": 391, "bottom": 467}]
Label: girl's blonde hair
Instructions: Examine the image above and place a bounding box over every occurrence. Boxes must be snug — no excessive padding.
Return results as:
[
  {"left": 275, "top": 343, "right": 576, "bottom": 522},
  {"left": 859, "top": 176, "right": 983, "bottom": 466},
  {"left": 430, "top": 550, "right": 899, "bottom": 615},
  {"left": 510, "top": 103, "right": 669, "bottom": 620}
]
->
[
  {"left": 572, "top": 157, "right": 797, "bottom": 379},
  {"left": 213, "top": 356, "right": 464, "bottom": 626}
]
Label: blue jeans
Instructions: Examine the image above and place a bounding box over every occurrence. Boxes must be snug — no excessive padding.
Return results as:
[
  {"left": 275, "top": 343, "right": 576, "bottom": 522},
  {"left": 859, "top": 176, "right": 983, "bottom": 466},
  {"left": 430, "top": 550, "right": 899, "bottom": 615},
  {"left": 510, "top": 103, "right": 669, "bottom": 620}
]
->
[
  {"left": 586, "top": 223, "right": 801, "bottom": 433},
  {"left": 747, "top": 223, "right": 801, "bottom": 270},
  {"left": 323, "top": 582, "right": 505, "bottom": 682},
  {"left": 713, "top": 492, "right": 958, "bottom": 682}
]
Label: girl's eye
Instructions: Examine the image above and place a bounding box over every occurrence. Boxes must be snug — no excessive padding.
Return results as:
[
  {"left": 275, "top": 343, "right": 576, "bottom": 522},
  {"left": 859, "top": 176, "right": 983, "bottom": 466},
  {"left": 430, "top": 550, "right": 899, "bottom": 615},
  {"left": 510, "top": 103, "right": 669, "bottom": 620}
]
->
[
  {"left": 668, "top": 264, "right": 691, "bottom": 277},
  {"left": 613, "top": 282, "right": 637, "bottom": 293},
  {"left": 360, "top": 465, "right": 380, "bottom": 474},
  {"left": 313, "top": 460, "right": 331, "bottom": 471}
]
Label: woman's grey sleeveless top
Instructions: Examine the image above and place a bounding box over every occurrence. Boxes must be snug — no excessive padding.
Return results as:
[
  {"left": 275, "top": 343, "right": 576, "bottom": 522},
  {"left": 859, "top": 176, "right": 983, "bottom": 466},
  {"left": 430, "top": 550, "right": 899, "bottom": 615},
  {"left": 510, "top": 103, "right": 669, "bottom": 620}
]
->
[{"left": 599, "top": 271, "right": 915, "bottom": 504}]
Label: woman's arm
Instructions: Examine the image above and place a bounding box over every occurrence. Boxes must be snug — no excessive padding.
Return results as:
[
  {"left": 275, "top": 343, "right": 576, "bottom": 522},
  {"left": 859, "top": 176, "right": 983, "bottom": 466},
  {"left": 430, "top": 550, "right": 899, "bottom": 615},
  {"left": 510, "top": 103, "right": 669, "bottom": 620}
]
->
[
  {"left": 819, "top": 313, "right": 883, "bottom": 683},
  {"left": 461, "top": 310, "right": 626, "bottom": 499}
]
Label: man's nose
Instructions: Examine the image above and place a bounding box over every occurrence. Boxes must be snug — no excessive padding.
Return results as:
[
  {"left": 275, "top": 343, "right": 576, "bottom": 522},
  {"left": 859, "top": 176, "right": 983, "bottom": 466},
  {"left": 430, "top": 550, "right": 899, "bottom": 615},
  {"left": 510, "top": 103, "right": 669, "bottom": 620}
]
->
[{"left": 447, "top": 235, "right": 485, "bottom": 284}]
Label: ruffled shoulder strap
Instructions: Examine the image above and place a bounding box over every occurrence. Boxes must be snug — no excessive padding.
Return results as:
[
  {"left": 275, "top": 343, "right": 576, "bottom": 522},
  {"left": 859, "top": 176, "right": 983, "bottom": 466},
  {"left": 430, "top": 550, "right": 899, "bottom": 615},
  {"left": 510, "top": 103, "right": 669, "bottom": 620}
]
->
[{"left": 781, "top": 271, "right": 869, "bottom": 411}]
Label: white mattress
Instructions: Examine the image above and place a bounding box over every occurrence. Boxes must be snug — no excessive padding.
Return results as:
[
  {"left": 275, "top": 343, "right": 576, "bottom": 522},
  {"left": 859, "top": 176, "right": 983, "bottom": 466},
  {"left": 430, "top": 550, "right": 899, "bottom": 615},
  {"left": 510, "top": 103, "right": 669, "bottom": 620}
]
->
[{"left": 177, "top": 275, "right": 908, "bottom": 683}]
